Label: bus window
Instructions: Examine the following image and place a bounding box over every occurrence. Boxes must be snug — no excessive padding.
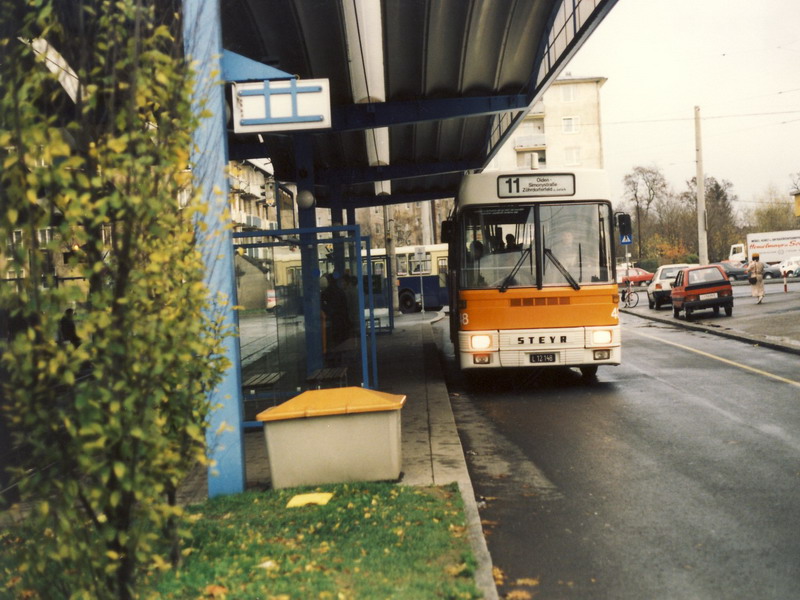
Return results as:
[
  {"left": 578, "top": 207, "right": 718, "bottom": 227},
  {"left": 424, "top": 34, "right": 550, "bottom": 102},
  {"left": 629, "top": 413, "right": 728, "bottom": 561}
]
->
[
  {"left": 396, "top": 254, "right": 408, "bottom": 275},
  {"left": 540, "top": 204, "right": 609, "bottom": 286},
  {"left": 460, "top": 206, "right": 536, "bottom": 289},
  {"left": 410, "top": 252, "right": 431, "bottom": 274}
]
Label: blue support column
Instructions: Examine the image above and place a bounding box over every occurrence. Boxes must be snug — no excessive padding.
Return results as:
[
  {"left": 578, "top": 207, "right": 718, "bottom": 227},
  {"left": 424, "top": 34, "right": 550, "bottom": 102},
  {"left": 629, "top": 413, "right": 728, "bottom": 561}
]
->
[
  {"left": 295, "top": 135, "right": 324, "bottom": 374},
  {"left": 183, "top": 0, "right": 246, "bottom": 496}
]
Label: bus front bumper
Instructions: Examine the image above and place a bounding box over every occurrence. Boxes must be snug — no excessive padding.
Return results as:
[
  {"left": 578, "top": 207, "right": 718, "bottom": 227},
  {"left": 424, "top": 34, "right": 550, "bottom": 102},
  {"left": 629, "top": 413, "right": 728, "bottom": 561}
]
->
[{"left": 458, "top": 326, "right": 621, "bottom": 370}]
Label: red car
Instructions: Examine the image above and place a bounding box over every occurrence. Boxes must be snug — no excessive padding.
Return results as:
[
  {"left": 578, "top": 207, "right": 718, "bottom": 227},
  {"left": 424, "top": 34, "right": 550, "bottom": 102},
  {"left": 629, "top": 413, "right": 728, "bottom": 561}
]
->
[
  {"left": 616, "top": 267, "right": 653, "bottom": 286},
  {"left": 671, "top": 265, "right": 733, "bottom": 319}
]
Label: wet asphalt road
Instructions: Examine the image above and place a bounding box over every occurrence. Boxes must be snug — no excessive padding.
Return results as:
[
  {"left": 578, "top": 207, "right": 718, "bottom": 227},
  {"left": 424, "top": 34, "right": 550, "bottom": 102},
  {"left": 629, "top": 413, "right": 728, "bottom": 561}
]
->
[{"left": 435, "top": 308, "right": 800, "bottom": 600}]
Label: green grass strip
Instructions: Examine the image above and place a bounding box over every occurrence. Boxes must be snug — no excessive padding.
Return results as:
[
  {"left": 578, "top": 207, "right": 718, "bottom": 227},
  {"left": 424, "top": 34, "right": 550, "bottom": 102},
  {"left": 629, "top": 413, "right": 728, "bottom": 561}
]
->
[{"left": 144, "top": 482, "right": 480, "bottom": 599}]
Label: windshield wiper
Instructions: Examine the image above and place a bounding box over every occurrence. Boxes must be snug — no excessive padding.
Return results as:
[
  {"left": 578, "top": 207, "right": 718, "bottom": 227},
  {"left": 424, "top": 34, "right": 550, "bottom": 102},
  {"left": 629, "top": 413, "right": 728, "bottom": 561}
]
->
[
  {"left": 499, "top": 247, "right": 532, "bottom": 292},
  {"left": 544, "top": 248, "right": 580, "bottom": 290}
]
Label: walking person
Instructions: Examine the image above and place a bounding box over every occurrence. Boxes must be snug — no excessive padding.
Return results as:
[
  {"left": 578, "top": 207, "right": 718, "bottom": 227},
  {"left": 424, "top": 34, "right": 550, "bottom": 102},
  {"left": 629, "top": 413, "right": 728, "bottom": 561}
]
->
[
  {"left": 58, "top": 308, "right": 81, "bottom": 348},
  {"left": 746, "top": 253, "right": 765, "bottom": 304}
]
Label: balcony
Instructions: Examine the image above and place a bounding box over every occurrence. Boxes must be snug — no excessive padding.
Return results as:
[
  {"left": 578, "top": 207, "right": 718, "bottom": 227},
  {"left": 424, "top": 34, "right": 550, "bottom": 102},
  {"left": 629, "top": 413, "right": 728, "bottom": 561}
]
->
[{"left": 513, "top": 134, "right": 546, "bottom": 150}]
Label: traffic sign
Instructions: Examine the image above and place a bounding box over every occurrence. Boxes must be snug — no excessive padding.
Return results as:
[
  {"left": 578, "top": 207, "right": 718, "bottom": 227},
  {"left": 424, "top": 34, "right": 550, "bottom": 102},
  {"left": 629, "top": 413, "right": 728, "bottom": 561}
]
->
[{"left": 620, "top": 234, "right": 632, "bottom": 245}]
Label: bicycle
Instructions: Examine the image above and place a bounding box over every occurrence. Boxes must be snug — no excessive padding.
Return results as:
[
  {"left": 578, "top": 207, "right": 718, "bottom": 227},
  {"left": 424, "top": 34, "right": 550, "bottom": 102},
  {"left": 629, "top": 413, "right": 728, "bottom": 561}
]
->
[{"left": 621, "top": 280, "right": 639, "bottom": 308}]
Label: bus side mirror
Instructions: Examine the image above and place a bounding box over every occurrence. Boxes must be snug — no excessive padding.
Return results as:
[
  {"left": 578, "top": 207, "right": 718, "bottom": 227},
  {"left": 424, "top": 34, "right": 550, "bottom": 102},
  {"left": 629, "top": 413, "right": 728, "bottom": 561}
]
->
[
  {"left": 617, "top": 214, "right": 632, "bottom": 239},
  {"left": 441, "top": 221, "right": 454, "bottom": 244}
]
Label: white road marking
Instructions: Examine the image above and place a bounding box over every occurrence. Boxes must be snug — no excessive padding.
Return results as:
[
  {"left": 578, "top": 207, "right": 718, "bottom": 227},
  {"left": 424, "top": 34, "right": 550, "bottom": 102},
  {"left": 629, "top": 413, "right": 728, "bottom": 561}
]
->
[{"left": 629, "top": 329, "right": 800, "bottom": 389}]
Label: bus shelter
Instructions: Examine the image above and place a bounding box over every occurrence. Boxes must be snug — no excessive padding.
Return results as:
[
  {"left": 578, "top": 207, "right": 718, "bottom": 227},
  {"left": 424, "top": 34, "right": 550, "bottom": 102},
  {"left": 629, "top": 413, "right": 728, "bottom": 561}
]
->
[{"left": 232, "top": 225, "right": 384, "bottom": 428}]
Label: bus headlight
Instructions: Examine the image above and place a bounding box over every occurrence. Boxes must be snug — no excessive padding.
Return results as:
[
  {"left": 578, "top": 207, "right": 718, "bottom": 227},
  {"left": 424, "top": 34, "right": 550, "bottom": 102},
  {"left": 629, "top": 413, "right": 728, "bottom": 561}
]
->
[
  {"left": 470, "top": 334, "right": 492, "bottom": 350},
  {"left": 591, "top": 330, "right": 613, "bottom": 345}
]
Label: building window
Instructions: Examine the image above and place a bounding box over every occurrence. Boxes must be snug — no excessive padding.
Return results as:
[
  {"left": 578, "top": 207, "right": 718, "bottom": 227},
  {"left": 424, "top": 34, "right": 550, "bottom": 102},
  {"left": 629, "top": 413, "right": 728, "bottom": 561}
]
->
[
  {"left": 564, "top": 147, "right": 581, "bottom": 166},
  {"left": 37, "top": 228, "right": 54, "bottom": 244},
  {"left": 561, "top": 84, "right": 576, "bottom": 102},
  {"left": 562, "top": 117, "right": 580, "bottom": 134}
]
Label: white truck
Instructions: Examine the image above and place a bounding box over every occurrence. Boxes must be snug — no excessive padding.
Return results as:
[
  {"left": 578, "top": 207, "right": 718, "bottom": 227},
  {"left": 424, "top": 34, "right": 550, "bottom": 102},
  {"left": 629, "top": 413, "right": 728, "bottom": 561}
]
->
[{"left": 728, "top": 229, "right": 800, "bottom": 265}]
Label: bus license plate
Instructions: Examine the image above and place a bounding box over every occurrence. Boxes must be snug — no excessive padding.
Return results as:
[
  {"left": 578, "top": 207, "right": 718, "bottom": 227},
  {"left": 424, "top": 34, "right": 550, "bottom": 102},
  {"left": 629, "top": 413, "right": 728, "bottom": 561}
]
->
[
  {"left": 700, "top": 293, "right": 717, "bottom": 300},
  {"left": 530, "top": 353, "right": 556, "bottom": 364}
]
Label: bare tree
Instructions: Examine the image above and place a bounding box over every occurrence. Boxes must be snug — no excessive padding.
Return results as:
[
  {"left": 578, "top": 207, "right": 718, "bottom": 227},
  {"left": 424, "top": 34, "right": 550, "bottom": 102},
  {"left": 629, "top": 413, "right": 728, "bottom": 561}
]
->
[{"left": 622, "top": 166, "right": 669, "bottom": 260}]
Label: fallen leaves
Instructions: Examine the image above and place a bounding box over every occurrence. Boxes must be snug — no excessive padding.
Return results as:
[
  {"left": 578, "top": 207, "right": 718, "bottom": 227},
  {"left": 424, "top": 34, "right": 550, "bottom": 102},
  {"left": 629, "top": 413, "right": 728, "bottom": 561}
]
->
[
  {"left": 286, "top": 492, "right": 334, "bottom": 508},
  {"left": 203, "top": 584, "right": 228, "bottom": 598}
]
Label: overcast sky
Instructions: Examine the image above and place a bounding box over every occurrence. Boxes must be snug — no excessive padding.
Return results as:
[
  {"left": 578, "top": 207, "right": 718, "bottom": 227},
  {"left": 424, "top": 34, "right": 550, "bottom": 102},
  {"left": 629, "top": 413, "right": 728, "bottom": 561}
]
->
[{"left": 565, "top": 0, "right": 800, "bottom": 214}]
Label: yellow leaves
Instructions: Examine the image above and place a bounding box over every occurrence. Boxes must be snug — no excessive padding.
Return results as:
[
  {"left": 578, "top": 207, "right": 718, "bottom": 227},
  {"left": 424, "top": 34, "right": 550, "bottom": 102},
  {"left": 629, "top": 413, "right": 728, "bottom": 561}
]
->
[
  {"left": 113, "top": 462, "right": 126, "bottom": 480},
  {"left": 46, "top": 134, "right": 72, "bottom": 159},
  {"left": 493, "top": 565, "right": 506, "bottom": 586},
  {"left": 444, "top": 562, "right": 471, "bottom": 577},
  {"left": 3, "top": 152, "right": 18, "bottom": 170},
  {"left": 151, "top": 553, "right": 172, "bottom": 572},
  {"left": 286, "top": 493, "right": 333, "bottom": 508},
  {"left": 203, "top": 584, "right": 228, "bottom": 598},
  {"left": 448, "top": 523, "right": 467, "bottom": 537},
  {"left": 155, "top": 70, "right": 170, "bottom": 86},
  {"left": 256, "top": 558, "right": 279, "bottom": 570},
  {"left": 215, "top": 421, "right": 234, "bottom": 436},
  {"left": 503, "top": 576, "right": 541, "bottom": 599},
  {"left": 7, "top": 207, "right": 18, "bottom": 225}
]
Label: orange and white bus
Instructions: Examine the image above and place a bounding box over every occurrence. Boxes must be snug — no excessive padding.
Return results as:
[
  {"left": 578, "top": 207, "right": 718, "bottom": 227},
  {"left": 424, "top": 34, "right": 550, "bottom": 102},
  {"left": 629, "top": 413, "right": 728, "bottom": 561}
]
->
[{"left": 442, "top": 169, "right": 621, "bottom": 379}]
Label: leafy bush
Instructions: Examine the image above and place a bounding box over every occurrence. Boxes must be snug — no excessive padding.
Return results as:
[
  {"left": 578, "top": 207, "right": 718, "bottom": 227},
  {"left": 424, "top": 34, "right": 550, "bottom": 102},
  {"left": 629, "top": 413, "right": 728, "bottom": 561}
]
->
[{"left": 0, "top": 2, "right": 228, "bottom": 598}]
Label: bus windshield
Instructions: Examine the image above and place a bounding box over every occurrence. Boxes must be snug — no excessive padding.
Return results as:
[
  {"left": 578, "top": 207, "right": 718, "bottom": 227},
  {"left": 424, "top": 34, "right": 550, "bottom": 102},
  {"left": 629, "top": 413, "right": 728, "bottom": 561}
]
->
[{"left": 458, "top": 202, "right": 613, "bottom": 289}]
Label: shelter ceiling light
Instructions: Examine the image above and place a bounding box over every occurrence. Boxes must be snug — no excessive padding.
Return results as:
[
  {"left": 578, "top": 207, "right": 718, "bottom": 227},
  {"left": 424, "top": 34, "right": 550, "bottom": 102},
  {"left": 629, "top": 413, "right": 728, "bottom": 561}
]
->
[{"left": 344, "top": 0, "right": 391, "bottom": 196}]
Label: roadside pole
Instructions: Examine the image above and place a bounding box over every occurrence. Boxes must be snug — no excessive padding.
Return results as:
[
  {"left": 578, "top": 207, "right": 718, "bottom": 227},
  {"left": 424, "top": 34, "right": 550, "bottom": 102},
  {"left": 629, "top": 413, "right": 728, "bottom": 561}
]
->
[
  {"left": 695, "top": 106, "right": 709, "bottom": 265},
  {"left": 415, "top": 246, "right": 425, "bottom": 312}
]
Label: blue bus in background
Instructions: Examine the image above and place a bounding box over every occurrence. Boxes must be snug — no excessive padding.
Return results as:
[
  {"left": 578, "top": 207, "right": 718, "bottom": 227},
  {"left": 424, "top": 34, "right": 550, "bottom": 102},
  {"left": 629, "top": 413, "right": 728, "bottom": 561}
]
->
[{"left": 365, "top": 243, "right": 449, "bottom": 313}]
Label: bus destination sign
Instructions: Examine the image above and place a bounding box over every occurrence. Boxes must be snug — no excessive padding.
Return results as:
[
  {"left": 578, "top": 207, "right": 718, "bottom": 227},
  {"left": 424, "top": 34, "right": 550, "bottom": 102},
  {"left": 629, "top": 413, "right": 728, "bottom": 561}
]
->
[{"left": 497, "top": 174, "right": 575, "bottom": 198}]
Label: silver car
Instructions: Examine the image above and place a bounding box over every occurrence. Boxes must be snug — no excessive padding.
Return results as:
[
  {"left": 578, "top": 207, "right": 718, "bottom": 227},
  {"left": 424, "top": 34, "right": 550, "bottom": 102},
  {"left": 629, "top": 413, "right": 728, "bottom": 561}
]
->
[{"left": 646, "top": 263, "right": 695, "bottom": 309}]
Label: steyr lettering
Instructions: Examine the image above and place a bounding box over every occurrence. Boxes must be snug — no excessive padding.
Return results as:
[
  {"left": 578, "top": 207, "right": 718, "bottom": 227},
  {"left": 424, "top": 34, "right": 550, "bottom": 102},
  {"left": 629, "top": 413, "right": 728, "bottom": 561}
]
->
[{"left": 517, "top": 335, "right": 568, "bottom": 344}]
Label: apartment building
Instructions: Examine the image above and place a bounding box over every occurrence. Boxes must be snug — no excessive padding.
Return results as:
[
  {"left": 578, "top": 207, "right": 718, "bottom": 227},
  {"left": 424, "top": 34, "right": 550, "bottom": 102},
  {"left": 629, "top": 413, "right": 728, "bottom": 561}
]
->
[{"left": 493, "top": 75, "right": 606, "bottom": 171}]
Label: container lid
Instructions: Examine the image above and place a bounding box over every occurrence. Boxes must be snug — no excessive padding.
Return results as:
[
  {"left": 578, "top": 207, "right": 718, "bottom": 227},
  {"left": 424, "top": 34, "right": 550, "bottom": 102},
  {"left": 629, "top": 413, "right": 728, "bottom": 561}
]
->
[{"left": 256, "top": 386, "right": 406, "bottom": 422}]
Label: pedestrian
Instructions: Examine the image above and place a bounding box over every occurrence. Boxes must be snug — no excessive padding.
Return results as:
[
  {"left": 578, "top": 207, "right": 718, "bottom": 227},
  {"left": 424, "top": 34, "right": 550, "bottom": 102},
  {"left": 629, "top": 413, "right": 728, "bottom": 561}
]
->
[
  {"left": 320, "top": 273, "right": 350, "bottom": 348},
  {"left": 58, "top": 308, "right": 81, "bottom": 348},
  {"left": 746, "top": 253, "right": 765, "bottom": 304}
]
